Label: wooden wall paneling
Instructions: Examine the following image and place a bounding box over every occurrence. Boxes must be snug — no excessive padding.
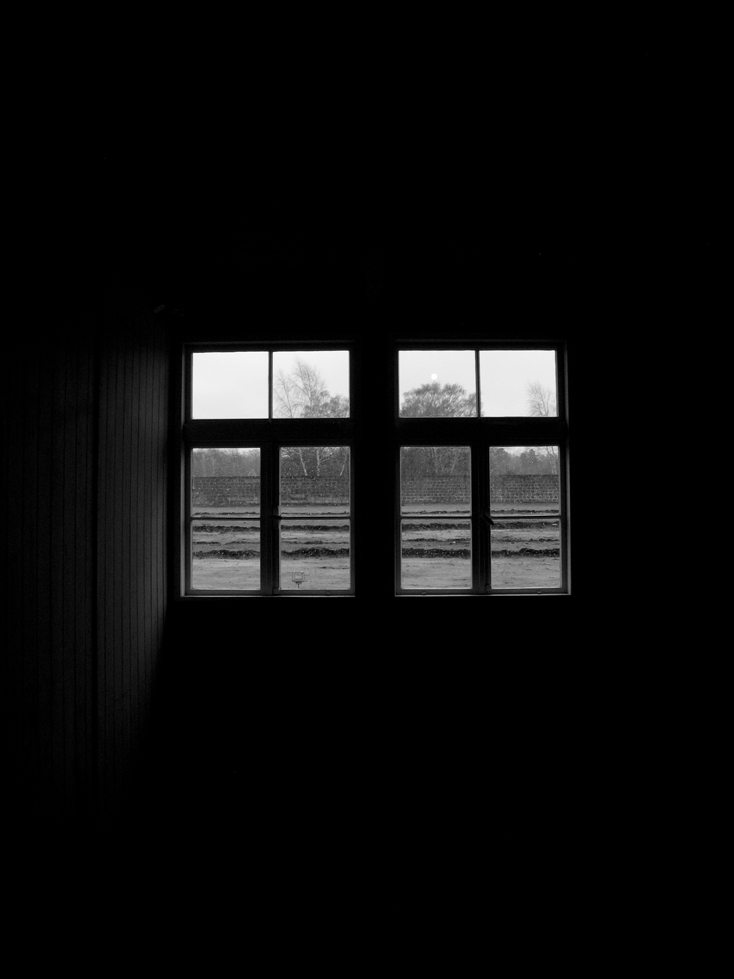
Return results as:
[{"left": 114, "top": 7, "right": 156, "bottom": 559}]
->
[
  {"left": 49, "top": 340, "right": 67, "bottom": 815},
  {"left": 153, "top": 326, "right": 165, "bottom": 660},
  {"left": 112, "top": 327, "right": 127, "bottom": 813},
  {"left": 74, "top": 334, "right": 96, "bottom": 815},
  {"left": 98, "top": 327, "right": 118, "bottom": 818},
  {"left": 97, "top": 329, "right": 112, "bottom": 818},
  {"left": 143, "top": 328, "right": 155, "bottom": 740},
  {"left": 144, "top": 327, "right": 156, "bottom": 782},
  {"left": 38, "top": 344, "right": 56, "bottom": 819},
  {"left": 95, "top": 331, "right": 107, "bottom": 818},
  {"left": 60, "top": 339, "right": 76, "bottom": 816},
  {"left": 121, "top": 331, "right": 132, "bottom": 795},
  {"left": 21, "top": 343, "right": 41, "bottom": 815},
  {"left": 138, "top": 326, "right": 151, "bottom": 771},
  {"left": 6, "top": 307, "right": 170, "bottom": 831},
  {"left": 95, "top": 309, "right": 170, "bottom": 821},
  {"left": 65, "top": 336, "right": 79, "bottom": 813},
  {"left": 3, "top": 340, "right": 25, "bottom": 813},
  {"left": 129, "top": 327, "right": 141, "bottom": 781},
  {"left": 86, "top": 334, "right": 98, "bottom": 811}
]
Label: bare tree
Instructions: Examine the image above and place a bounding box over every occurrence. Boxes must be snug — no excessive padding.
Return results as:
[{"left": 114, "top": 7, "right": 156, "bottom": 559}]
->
[
  {"left": 526, "top": 381, "right": 556, "bottom": 417},
  {"left": 274, "top": 359, "right": 350, "bottom": 477},
  {"left": 274, "top": 359, "right": 332, "bottom": 419},
  {"left": 526, "top": 381, "right": 558, "bottom": 474}
]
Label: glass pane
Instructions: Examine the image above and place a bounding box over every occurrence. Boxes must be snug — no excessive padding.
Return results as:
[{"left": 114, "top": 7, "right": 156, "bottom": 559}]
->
[
  {"left": 280, "top": 519, "right": 351, "bottom": 590},
  {"left": 480, "top": 350, "right": 557, "bottom": 417},
  {"left": 489, "top": 446, "right": 560, "bottom": 495},
  {"left": 401, "top": 519, "right": 471, "bottom": 589},
  {"left": 491, "top": 518, "right": 561, "bottom": 589},
  {"left": 192, "top": 351, "right": 268, "bottom": 418},
  {"left": 280, "top": 447, "right": 350, "bottom": 590},
  {"left": 272, "top": 351, "right": 350, "bottom": 418},
  {"left": 191, "top": 448, "right": 261, "bottom": 513},
  {"left": 191, "top": 448, "right": 261, "bottom": 590},
  {"left": 400, "top": 446, "right": 471, "bottom": 589},
  {"left": 489, "top": 446, "right": 560, "bottom": 590},
  {"left": 399, "top": 350, "right": 477, "bottom": 417},
  {"left": 191, "top": 519, "right": 260, "bottom": 590}
]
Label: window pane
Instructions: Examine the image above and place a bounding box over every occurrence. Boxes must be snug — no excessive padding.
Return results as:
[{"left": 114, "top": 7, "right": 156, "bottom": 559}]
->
[
  {"left": 400, "top": 446, "right": 471, "bottom": 589},
  {"left": 272, "top": 351, "right": 350, "bottom": 418},
  {"left": 480, "top": 350, "right": 557, "bottom": 417},
  {"left": 280, "top": 519, "right": 351, "bottom": 591},
  {"left": 191, "top": 448, "right": 261, "bottom": 590},
  {"left": 399, "top": 350, "right": 477, "bottom": 417},
  {"left": 491, "top": 518, "right": 561, "bottom": 589},
  {"left": 279, "top": 447, "right": 350, "bottom": 590},
  {"left": 191, "top": 519, "right": 261, "bottom": 590},
  {"left": 489, "top": 446, "right": 560, "bottom": 590},
  {"left": 489, "top": 446, "right": 560, "bottom": 488},
  {"left": 192, "top": 352, "right": 268, "bottom": 419}
]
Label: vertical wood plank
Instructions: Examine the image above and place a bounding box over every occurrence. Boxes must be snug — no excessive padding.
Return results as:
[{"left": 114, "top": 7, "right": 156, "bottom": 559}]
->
[
  {"left": 22, "top": 343, "right": 40, "bottom": 814},
  {"left": 129, "top": 326, "right": 140, "bottom": 773},
  {"left": 49, "top": 340, "right": 67, "bottom": 813},
  {"left": 62, "top": 338, "right": 78, "bottom": 814}
]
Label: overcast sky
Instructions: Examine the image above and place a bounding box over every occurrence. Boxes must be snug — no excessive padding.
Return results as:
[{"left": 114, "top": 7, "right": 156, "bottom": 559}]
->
[
  {"left": 192, "top": 350, "right": 349, "bottom": 418},
  {"left": 193, "top": 348, "right": 557, "bottom": 418},
  {"left": 399, "top": 349, "right": 557, "bottom": 416}
]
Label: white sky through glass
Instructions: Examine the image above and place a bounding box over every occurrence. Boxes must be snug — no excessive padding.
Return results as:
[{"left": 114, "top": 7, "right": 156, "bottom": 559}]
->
[
  {"left": 399, "top": 350, "right": 476, "bottom": 408},
  {"left": 192, "top": 352, "right": 269, "bottom": 418},
  {"left": 480, "top": 350, "right": 557, "bottom": 416},
  {"left": 192, "top": 350, "right": 350, "bottom": 418},
  {"left": 398, "top": 349, "right": 557, "bottom": 416}
]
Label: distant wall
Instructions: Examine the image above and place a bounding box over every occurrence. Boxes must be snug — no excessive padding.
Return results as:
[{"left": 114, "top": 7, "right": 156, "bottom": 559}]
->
[
  {"left": 402, "top": 474, "right": 558, "bottom": 504},
  {"left": 490, "top": 475, "right": 559, "bottom": 503},
  {"left": 192, "top": 474, "right": 558, "bottom": 506}
]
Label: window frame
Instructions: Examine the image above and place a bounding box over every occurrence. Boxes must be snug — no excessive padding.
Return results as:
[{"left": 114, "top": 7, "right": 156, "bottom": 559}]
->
[
  {"left": 173, "top": 337, "right": 570, "bottom": 600},
  {"left": 393, "top": 340, "right": 570, "bottom": 596},
  {"left": 176, "top": 341, "right": 356, "bottom": 598}
]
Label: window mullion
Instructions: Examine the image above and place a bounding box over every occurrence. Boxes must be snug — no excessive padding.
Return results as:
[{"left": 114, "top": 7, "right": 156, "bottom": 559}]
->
[
  {"left": 474, "top": 442, "right": 490, "bottom": 594},
  {"left": 260, "top": 442, "right": 276, "bottom": 595},
  {"left": 560, "top": 441, "right": 570, "bottom": 594},
  {"left": 272, "top": 443, "right": 281, "bottom": 594}
]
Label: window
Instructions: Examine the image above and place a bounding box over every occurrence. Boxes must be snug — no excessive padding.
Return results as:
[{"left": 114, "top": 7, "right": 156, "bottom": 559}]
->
[
  {"left": 179, "top": 344, "right": 354, "bottom": 595},
  {"left": 176, "top": 339, "right": 569, "bottom": 597},
  {"left": 395, "top": 343, "right": 569, "bottom": 595}
]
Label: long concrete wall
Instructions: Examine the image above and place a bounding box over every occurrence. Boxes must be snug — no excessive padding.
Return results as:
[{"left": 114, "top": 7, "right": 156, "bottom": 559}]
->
[{"left": 193, "top": 474, "right": 559, "bottom": 506}]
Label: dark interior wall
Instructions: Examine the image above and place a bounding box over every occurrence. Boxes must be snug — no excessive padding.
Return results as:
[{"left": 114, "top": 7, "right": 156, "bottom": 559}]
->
[
  {"left": 3, "top": 188, "right": 593, "bottom": 847},
  {"left": 2, "top": 292, "right": 170, "bottom": 835},
  {"left": 95, "top": 295, "right": 170, "bottom": 822},
  {"left": 3, "top": 327, "right": 97, "bottom": 830}
]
